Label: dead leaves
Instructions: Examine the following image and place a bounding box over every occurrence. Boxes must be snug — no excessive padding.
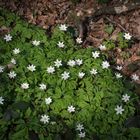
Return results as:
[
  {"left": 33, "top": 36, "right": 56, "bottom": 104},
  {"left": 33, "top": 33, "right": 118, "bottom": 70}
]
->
[{"left": 87, "top": 18, "right": 109, "bottom": 47}]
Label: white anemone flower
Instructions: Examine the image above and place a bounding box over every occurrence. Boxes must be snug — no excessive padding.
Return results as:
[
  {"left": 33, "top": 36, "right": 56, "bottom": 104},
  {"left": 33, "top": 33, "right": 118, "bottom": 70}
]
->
[
  {"left": 124, "top": 33, "right": 132, "bottom": 40},
  {"left": 8, "top": 71, "right": 17, "bottom": 79},
  {"left": 122, "top": 94, "right": 130, "bottom": 102},
  {"left": 47, "top": 66, "right": 55, "bottom": 74},
  {"left": 40, "top": 115, "right": 50, "bottom": 124},
  {"left": 27, "top": 64, "right": 36, "bottom": 72},
  {"left": 76, "top": 37, "right": 83, "bottom": 44},
  {"left": 13, "top": 48, "right": 20, "bottom": 54},
  {"left": 4, "top": 34, "right": 12, "bottom": 42},
  {"left": 92, "top": 51, "right": 100, "bottom": 59},
  {"left": 102, "top": 61, "right": 110, "bottom": 69},
  {"left": 67, "top": 105, "right": 75, "bottom": 113},
  {"left": 21, "top": 83, "right": 29, "bottom": 89},
  {"left": 115, "top": 105, "right": 124, "bottom": 115},
  {"left": 59, "top": 24, "right": 67, "bottom": 31},
  {"left": 32, "top": 40, "right": 40, "bottom": 46},
  {"left": 61, "top": 71, "right": 70, "bottom": 80},
  {"left": 45, "top": 97, "right": 52, "bottom": 105}
]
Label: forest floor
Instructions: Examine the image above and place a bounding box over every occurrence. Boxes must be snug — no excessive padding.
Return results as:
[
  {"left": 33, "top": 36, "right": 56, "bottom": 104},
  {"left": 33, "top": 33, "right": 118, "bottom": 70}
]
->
[{"left": 0, "top": 0, "right": 140, "bottom": 87}]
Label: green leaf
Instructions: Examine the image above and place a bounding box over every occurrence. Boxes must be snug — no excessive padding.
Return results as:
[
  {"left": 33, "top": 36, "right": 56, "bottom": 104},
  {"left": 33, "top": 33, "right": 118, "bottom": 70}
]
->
[
  {"left": 105, "top": 24, "right": 114, "bottom": 35},
  {"left": 11, "top": 128, "right": 28, "bottom": 140},
  {"left": 3, "top": 109, "right": 12, "bottom": 121}
]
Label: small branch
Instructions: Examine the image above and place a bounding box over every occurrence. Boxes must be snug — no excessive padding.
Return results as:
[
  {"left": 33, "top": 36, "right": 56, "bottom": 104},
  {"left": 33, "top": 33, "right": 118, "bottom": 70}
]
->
[
  {"left": 93, "top": 2, "right": 140, "bottom": 17},
  {"left": 105, "top": 17, "right": 127, "bottom": 32}
]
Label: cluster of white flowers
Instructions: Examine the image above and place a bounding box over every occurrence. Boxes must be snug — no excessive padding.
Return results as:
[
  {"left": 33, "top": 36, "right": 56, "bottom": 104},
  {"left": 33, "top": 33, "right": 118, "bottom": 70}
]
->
[
  {"left": 67, "top": 59, "right": 83, "bottom": 67},
  {"left": 115, "top": 94, "right": 130, "bottom": 115},
  {"left": 76, "top": 123, "right": 86, "bottom": 138},
  {"left": 2, "top": 29, "right": 133, "bottom": 135},
  {"left": 46, "top": 58, "right": 84, "bottom": 80}
]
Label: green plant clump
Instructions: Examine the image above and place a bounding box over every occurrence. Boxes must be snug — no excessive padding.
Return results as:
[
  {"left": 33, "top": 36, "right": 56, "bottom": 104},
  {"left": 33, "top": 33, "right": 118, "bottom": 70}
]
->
[{"left": 0, "top": 9, "right": 139, "bottom": 140}]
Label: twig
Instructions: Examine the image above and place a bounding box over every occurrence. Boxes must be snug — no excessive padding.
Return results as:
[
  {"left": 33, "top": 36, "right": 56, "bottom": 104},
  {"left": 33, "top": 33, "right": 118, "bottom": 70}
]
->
[
  {"left": 93, "top": 2, "right": 140, "bottom": 17},
  {"left": 105, "top": 17, "right": 127, "bottom": 32}
]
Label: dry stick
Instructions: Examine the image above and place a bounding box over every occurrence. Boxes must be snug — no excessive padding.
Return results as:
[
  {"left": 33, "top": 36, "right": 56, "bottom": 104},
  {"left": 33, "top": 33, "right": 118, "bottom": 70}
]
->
[
  {"left": 105, "top": 16, "right": 140, "bottom": 41},
  {"left": 105, "top": 17, "right": 128, "bottom": 32},
  {"left": 93, "top": 2, "right": 140, "bottom": 17}
]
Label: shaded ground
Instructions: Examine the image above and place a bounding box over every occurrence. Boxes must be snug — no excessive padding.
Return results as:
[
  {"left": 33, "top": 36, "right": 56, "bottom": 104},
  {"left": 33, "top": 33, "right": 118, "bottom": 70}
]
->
[{"left": 0, "top": 0, "right": 140, "bottom": 84}]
